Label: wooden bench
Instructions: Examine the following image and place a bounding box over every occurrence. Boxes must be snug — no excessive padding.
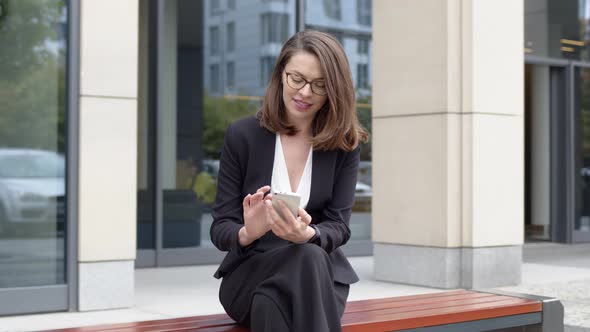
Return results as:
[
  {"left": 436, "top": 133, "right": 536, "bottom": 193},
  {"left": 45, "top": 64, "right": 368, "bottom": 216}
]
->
[{"left": 41, "top": 289, "right": 563, "bottom": 332}]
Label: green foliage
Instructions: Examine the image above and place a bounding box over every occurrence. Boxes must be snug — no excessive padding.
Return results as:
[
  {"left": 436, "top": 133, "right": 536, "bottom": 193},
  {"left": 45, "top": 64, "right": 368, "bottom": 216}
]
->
[
  {"left": 356, "top": 95, "right": 372, "bottom": 161},
  {"left": 193, "top": 171, "right": 216, "bottom": 204},
  {"left": 0, "top": 0, "right": 66, "bottom": 152},
  {"left": 202, "top": 93, "right": 259, "bottom": 159}
]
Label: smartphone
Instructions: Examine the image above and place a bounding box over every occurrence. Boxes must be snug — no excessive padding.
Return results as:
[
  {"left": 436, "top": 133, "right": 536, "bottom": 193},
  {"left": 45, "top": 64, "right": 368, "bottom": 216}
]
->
[{"left": 272, "top": 192, "right": 301, "bottom": 220}]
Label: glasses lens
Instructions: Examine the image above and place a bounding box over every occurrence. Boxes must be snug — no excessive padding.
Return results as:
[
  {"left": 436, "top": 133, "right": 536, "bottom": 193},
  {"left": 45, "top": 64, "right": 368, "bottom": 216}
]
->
[
  {"left": 312, "top": 83, "right": 327, "bottom": 95},
  {"left": 287, "top": 74, "right": 305, "bottom": 89},
  {"left": 286, "top": 73, "right": 327, "bottom": 96}
]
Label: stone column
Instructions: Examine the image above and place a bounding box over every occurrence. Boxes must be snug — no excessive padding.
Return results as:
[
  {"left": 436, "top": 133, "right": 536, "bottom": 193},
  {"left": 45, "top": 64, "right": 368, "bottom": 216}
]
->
[
  {"left": 78, "top": 0, "right": 138, "bottom": 310},
  {"left": 372, "top": 0, "right": 524, "bottom": 288}
]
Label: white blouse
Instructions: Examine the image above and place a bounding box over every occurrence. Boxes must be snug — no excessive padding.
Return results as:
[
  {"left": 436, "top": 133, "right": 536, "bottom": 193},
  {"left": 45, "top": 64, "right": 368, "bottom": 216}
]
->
[{"left": 270, "top": 134, "right": 313, "bottom": 209}]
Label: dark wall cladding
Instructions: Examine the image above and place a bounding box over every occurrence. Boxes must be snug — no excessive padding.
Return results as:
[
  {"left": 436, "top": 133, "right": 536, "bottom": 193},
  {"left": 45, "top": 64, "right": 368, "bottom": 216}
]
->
[
  {"left": 525, "top": 0, "right": 590, "bottom": 60},
  {"left": 0, "top": 0, "right": 68, "bottom": 288}
]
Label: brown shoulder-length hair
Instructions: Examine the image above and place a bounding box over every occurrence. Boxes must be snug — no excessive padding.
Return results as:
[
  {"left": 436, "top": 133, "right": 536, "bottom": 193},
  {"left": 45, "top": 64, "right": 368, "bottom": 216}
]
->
[{"left": 257, "top": 30, "right": 369, "bottom": 151}]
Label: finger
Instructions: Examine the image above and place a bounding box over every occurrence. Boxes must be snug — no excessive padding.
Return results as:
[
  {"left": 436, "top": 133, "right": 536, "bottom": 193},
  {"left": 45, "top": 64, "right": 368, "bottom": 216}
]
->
[
  {"left": 298, "top": 208, "right": 312, "bottom": 225},
  {"left": 256, "top": 185, "right": 271, "bottom": 194},
  {"left": 269, "top": 218, "right": 284, "bottom": 236},
  {"left": 251, "top": 191, "right": 264, "bottom": 204},
  {"left": 265, "top": 202, "right": 285, "bottom": 234},
  {"left": 242, "top": 194, "right": 251, "bottom": 209},
  {"left": 265, "top": 200, "right": 284, "bottom": 224},
  {"left": 279, "top": 201, "right": 298, "bottom": 226},
  {"left": 264, "top": 193, "right": 273, "bottom": 201}
]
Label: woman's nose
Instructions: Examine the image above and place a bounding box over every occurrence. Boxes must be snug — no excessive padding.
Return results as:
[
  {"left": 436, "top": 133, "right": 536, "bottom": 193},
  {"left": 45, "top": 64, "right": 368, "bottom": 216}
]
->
[{"left": 299, "top": 82, "right": 313, "bottom": 97}]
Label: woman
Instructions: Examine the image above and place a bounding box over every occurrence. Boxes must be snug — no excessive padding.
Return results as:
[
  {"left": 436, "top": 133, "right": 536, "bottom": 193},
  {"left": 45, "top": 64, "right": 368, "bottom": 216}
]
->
[{"left": 210, "top": 30, "right": 369, "bottom": 331}]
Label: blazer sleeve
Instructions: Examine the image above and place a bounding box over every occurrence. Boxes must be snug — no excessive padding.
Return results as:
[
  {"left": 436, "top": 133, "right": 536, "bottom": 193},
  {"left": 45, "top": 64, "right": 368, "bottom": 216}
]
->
[
  {"left": 209, "top": 123, "right": 247, "bottom": 253},
  {"left": 314, "top": 146, "right": 360, "bottom": 254}
]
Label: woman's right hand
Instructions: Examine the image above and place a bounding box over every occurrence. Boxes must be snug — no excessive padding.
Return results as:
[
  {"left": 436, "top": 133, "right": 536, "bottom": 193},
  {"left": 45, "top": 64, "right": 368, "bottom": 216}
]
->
[{"left": 239, "top": 185, "right": 272, "bottom": 246}]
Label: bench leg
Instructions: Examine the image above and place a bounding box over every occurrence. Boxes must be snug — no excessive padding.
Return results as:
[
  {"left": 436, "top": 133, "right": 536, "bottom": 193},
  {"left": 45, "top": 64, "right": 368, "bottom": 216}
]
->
[
  {"left": 474, "top": 289, "right": 564, "bottom": 332},
  {"left": 523, "top": 298, "right": 564, "bottom": 332}
]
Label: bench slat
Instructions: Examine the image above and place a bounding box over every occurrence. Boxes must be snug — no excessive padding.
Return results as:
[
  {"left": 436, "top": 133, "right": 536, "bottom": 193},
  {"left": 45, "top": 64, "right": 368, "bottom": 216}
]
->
[
  {"left": 344, "top": 289, "right": 472, "bottom": 309},
  {"left": 345, "top": 292, "right": 497, "bottom": 313},
  {"left": 344, "top": 294, "right": 531, "bottom": 317},
  {"left": 341, "top": 298, "right": 542, "bottom": 332},
  {"left": 37, "top": 314, "right": 235, "bottom": 332},
  {"left": 101, "top": 295, "right": 539, "bottom": 332},
  {"left": 38, "top": 291, "right": 542, "bottom": 332},
  {"left": 40, "top": 291, "right": 472, "bottom": 332}
]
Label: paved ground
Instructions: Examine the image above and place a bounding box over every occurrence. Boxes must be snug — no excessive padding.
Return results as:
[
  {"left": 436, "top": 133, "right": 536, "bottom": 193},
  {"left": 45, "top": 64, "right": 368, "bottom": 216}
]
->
[
  {"left": 501, "top": 242, "right": 590, "bottom": 332},
  {"left": 0, "top": 242, "right": 588, "bottom": 332}
]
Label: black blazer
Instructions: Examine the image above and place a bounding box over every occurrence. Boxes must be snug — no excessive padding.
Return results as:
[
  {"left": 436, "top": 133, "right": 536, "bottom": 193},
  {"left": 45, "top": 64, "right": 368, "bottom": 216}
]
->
[{"left": 210, "top": 116, "right": 359, "bottom": 284}]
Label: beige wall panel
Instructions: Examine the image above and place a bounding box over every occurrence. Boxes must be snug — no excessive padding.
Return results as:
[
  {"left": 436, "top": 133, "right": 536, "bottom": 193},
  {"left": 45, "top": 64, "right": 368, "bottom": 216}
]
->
[
  {"left": 461, "top": 113, "right": 474, "bottom": 245},
  {"left": 446, "top": 0, "right": 462, "bottom": 114},
  {"left": 468, "top": 0, "right": 524, "bottom": 115},
  {"left": 469, "top": 114, "right": 524, "bottom": 246},
  {"left": 372, "top": 115, "right": 462, "bottom": 247},
  {"left": 80, "top": 0, "right": 138, "bottom": 98},
  {"left": 445, "top": 113, "right": 462, "bottom": 247},
  {"left": 373, "top": 0, "right": 449, "bottom": 117},
  {"left": 79, "top": 97, "right": 137, "bottom": 262}
]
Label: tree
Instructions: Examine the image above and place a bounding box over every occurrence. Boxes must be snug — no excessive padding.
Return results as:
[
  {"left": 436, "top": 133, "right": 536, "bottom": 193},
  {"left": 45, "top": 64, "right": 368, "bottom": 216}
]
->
[
  {"left": 202, "top": 93, "right": 259, "bottom": 159},
  {"left": 0, "top": 0, "right": 66, "bottom": 152}
]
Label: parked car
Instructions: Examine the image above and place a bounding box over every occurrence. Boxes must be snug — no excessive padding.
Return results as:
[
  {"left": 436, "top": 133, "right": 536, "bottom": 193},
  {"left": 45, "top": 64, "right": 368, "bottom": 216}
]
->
[
  {"left": 201, "top": 159, "right": 220, "bottom": 180},
  {"left": 353, "top": 181, "right": 372, "bottom": 212},
  {"left": 0, "top": 149, "right": 65, "bottom": 234}
]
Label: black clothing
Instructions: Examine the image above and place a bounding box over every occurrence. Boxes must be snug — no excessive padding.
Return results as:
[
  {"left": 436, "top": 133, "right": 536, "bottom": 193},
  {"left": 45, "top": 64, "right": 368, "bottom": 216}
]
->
[
  {"left": 210, "top": 116, "right": 359, "bottom": 331},
  {"left": 220, "top": 244, "right": 350, "bottom": 331}
]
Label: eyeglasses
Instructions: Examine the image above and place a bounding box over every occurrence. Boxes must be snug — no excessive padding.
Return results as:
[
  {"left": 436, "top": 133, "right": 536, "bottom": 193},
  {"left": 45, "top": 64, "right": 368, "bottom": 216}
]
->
[{"left": 284, "top": 72, "right": 327, "bottom": 96}]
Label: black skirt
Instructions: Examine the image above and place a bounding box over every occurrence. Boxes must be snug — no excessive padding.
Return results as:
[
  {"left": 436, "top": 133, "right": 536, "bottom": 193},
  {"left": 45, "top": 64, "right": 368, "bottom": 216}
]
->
[{"left": 219, "top": 243, "right": 350, "bottom": 332}]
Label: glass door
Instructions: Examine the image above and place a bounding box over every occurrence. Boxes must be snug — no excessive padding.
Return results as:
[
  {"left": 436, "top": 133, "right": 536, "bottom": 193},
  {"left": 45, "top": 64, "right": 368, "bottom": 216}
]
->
[
  {"left": 137, "top": 0, "right": 375, "bottom": 267},
  {"left": 574, "top": 65, "right": 590, "bottom": 242},
  {"left": 0, "top": 0, "right": 74, "bottom": 315},
  {"left": 524, "top": 61, "right": 571, "bottom": 243}
]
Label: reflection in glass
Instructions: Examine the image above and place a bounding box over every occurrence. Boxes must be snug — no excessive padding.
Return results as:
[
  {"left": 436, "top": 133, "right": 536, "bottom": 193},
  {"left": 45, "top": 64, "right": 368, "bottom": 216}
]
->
[
  {"left": 524, "top": 64, "right": 552, "bottom": 240},
  {"left": 137, "top": 0, "right": 155, "bottom": 249},
  {"left": 142, "top": 0, "right": 373, "bottom": 251},
  {"left": 525, "top": 0, "right": 590, "bottom": 61},
  {"left": 305, "top": 0, "right": 373, "bottom": 242},
  {"left": 0, "top": 0, "right": 67, "bottom": 287},
  {"left": 577, "top": 68, "right": 590, "bottom": 232}
]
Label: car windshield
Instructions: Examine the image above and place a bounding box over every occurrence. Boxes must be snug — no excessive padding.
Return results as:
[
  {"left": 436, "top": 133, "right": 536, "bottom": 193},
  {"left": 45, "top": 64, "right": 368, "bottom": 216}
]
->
[{"left": 0, "top": 152, "right": 65, "bottom": 178}]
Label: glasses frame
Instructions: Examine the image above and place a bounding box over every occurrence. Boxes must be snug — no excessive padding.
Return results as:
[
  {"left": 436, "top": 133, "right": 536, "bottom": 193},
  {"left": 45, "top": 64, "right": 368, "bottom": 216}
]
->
[{"left": 284, "top": 71, "right": 327, "bottom": 96}]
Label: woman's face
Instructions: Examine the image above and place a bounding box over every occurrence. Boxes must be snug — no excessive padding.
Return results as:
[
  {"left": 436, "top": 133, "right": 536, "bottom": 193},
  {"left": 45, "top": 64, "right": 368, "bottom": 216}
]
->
[{"left": 281, "top": 51, "right": 328, "bottom": 127}]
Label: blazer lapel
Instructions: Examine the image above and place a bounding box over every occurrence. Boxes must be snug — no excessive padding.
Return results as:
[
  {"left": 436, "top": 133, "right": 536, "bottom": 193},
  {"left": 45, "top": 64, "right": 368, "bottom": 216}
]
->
[
  {"left": 308, "top": 149, "right": 336, "bottom": 211},
  {"left": 255, "top": 126, "right": 276, "bottom": 189}
]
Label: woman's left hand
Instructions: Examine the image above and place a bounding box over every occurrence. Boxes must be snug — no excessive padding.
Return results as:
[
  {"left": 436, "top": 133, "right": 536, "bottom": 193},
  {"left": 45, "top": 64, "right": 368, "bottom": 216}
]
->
[{"left": 264, "top": 200, "right": 316, "bottom": 243}]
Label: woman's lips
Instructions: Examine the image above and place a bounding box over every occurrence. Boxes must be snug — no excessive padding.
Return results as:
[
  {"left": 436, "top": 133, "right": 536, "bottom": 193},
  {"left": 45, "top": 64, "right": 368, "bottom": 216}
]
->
[{"left": 293, "top": 99, "right": 312, "bottom": 111}]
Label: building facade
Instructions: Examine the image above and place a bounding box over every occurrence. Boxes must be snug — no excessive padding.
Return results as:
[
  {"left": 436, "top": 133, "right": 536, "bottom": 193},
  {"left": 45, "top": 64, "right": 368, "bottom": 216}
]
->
[{"left": 0, "top": 0, "right": 586, "bottom": 316}]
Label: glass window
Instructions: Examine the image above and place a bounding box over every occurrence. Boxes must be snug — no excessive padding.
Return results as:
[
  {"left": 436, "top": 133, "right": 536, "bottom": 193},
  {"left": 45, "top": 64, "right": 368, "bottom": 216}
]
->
[
  {"left": 227, "top": 22, "right": 235, "bottom": 52},
  {"left": 323, "top": 0, "right": 341, "bottom": 20},
  {"left": 305, "top": 0, "right": 373, "bottom": 243},
  {"left": 227, "top": 0, "right": 236, "bottom": 10},
  {"left": 577, "top": 67, "right": 590, "bottom": 232},
  {"left": 210, "top": 26, "right": 220, "bottom": 55},
  {"left": 140, "top": 0, "right": 373, "bottom": 260},
  {"left": 210, "top": 0, "right": 220, "bottom": 14},
  {"left": 227, "top": 61, "right": 235, "bottom": 89},
  {"left": 357, "top": 0, "right": 371, "bottom": 26},
  {"left": 525, "top": 0, "right": 590, "bottom": 60},
  {"left": 261, "top": 13, "right": 289, "bottom": 44},
  {"left": 260, "top": 56, "right": 276, "bottom": 87},
  {"left": 0, "top": 0, "right": 68, "bottom": 287},
  {"left": 358, "top": 38, "right": 369, "bottom": 54},
  {"left": 210, "top": 64, "right": 220, "bottom": 93},
  {"left": 357, "top": 63, "right": 369, "bottom": 89}
]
